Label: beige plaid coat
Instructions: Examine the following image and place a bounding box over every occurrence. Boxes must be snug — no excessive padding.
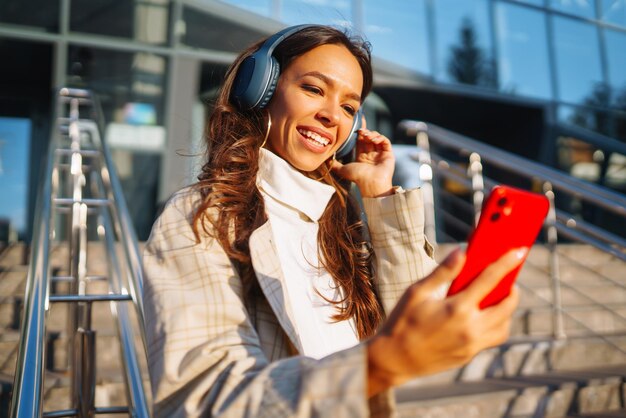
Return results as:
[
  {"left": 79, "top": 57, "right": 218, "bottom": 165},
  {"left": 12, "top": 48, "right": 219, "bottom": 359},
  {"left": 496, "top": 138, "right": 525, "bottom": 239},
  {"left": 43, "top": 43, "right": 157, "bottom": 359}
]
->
[{"left": 143, "top": 187, "right": 437, "bottom": 418}]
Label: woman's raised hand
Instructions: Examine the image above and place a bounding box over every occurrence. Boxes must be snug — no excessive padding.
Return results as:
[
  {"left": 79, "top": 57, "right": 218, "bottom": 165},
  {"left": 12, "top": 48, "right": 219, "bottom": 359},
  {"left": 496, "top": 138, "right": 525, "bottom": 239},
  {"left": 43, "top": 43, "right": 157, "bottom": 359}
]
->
[
  {"left": 331, "top": 128, "right": 395, "bottom": 198},
  {"left": 366, "top": 247, "right": 525, "bottom": 397}
]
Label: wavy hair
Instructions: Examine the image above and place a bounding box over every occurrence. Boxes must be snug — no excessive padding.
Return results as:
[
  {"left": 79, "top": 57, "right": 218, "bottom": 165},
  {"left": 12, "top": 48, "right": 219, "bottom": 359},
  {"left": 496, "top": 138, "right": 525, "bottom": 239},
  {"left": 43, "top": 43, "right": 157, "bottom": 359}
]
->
[{"left": 193, "top": 25, "right": 383, "bottom": 340}]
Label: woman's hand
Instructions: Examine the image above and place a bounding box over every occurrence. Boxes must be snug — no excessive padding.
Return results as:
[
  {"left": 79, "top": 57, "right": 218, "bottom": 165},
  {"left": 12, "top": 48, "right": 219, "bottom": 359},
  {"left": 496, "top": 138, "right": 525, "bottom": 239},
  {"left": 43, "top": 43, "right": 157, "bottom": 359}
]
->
[
  {"left": 366, "top": 247, "right": 525, "bottom": 397},
  {"left": 331, "top": 128, "right": 395, "bottom": 198}
]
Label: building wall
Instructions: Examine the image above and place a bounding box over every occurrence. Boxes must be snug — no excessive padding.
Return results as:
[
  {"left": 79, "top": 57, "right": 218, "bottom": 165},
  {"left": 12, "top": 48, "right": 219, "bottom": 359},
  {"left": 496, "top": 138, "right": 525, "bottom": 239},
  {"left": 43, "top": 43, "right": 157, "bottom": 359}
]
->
[{"left": 0, "top": 0, "right": 624, "bottom": 241}]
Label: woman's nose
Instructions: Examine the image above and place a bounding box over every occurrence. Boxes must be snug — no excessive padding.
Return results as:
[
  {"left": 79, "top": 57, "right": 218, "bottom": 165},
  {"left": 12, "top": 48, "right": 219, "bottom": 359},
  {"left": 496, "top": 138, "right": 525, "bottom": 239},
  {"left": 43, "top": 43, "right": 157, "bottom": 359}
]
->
[{"left": 316, "top": 101, "right": 341, "bottom": 126}]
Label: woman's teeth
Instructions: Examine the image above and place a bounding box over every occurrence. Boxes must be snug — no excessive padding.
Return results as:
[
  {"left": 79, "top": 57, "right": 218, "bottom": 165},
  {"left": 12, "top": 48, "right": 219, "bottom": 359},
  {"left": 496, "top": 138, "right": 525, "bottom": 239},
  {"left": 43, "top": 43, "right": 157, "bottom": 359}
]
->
[{"left": 298, "top": 128, "right": 329, "bottom": 146}]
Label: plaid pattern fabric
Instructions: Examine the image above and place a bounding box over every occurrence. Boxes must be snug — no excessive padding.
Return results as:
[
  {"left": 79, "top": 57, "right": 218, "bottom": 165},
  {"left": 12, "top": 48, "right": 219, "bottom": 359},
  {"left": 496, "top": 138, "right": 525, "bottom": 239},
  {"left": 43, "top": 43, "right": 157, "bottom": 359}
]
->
[{"left": 143, "top": 187, "right": 436, "bottom": 418}]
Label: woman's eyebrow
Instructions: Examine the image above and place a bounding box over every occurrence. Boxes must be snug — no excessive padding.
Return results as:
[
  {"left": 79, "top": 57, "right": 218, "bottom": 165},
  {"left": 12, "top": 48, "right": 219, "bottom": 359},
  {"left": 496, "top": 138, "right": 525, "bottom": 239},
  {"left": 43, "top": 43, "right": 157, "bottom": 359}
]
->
[{"left": 302, "top": 71, "right": 361, "bottom": 102}]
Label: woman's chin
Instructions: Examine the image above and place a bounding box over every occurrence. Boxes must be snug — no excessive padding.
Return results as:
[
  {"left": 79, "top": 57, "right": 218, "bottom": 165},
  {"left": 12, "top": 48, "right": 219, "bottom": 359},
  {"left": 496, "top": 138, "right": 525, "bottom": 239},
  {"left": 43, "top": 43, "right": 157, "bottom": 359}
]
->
[{"left": 285, "top": 157, "right": 328, "bottom": 174}]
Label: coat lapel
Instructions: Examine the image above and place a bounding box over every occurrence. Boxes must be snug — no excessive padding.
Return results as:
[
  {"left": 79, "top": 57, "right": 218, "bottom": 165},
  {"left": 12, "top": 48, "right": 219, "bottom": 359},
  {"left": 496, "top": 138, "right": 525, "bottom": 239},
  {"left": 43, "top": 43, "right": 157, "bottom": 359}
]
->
[{"left": 249, "top": 221, "right": 302, "bottom": 354}]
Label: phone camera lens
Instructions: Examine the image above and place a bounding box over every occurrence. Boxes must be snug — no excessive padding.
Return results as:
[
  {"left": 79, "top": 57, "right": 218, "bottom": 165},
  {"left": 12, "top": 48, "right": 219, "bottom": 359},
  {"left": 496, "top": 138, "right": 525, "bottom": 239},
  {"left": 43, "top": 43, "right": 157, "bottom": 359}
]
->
[
  {"left": 497, "top": 197, "right": 508, "bottom": 207},
  {"left": 490, "top": 212, "right": 501, "bottom": 222}
]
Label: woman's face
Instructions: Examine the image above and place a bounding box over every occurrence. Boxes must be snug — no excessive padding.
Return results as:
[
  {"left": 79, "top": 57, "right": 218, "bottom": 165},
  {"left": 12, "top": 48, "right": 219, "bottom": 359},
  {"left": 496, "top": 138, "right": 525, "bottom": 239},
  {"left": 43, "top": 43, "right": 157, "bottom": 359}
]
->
[{"left": 265, "top": 43, "right": 364, "bottom": 172}]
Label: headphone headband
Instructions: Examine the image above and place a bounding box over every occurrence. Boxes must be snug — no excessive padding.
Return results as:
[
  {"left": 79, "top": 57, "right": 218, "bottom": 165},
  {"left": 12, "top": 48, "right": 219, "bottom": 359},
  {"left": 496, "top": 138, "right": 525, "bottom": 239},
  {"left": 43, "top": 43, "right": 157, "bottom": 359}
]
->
[{"left": 257, "top": 24, "right": 316, "bottom": 59}]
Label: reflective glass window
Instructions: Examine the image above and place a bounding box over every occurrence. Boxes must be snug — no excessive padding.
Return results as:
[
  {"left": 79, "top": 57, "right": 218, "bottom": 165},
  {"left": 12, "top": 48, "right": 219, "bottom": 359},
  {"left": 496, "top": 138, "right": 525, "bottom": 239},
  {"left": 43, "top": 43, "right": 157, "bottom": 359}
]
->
[
  {"left": 559, "top": 100, "right": 613, "bottom": 136},
  {"left": 0, "top": 117, "right": 31, "bottom": 241},
  {"left": 601, "top": 0, "right": 626, "bottom": 26},
  {"left": 513, "top": 0, "right": 545, "bottom": 5},
  {"left": 605, "top": 29, "right": 626, "bottom": 94},
  {"left": 281, "top": 0, "right": 352, "bottom": 27},
  {"left": 70, "top": 0, "right": 169, "bottom": 45},
  {"left": 495, "top": 2, "right": 552, "bottom": 99},
  {"left": 182, "top": 6, "right": 269, "bottom": 52},
  {"left": 554, "top": 116, "right": 626, "bottom": 192},
  {"left": 219, "top": 0, "right": 272, "bottom": 17},
  {"left": 0, "top": 0, "right": 60, "bottom": 32},
  {"left": 549, "top": 0, "right": 597, "bottom": 18},
  {"left": 362, "top": 0, "right": 430, "bottom": 74},
  {"left": 553, "top": 17, "right": 603, "bottom": 104},
  {"left": 66, "top": 47, "right": 168, "bottom": 239},
  {"left": 434, "top": 0, "right": 496, "bottom": 87}
]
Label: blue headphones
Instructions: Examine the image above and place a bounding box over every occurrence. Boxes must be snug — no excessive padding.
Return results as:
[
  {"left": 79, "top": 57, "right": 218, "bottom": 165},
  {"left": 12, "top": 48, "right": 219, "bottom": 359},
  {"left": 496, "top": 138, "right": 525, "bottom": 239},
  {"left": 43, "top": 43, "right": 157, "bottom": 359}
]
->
[{"left": 231, "top": 24, "right": 362, "bottom": 159}]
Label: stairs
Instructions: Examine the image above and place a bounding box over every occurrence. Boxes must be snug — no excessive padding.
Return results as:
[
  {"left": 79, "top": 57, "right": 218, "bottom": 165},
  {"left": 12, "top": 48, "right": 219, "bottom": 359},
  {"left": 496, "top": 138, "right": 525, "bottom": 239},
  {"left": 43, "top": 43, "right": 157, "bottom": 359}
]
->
[
  {"left": 0, "top": 242, "right": 148, "bottom": 416},
  {"left": 2, "top": 241, "right": 625, "bottom": 417},
  {"left": 395, "top": 244, "right": 626, "bottom": 417},
  {"left": 0, "top": 243, "right": 27, "bottom": 410}
]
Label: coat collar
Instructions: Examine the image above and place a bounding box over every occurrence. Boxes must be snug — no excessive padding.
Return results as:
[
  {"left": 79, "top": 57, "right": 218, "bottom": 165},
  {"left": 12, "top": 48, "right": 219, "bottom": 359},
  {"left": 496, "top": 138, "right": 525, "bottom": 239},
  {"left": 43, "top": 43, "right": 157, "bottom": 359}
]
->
[
  {"left": 257, "top": 148, "right": 335, "bottom": 222},
  {"left": 248, "top": 220, "right": 302, "bottom": 353}
]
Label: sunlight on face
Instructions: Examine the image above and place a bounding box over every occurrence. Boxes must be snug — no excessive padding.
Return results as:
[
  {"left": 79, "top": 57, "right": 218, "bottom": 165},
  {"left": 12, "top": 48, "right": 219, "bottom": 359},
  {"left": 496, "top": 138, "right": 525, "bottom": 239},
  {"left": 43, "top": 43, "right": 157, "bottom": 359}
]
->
[{"left": 265, "top": 44, "right": 363, "bottom": 172}]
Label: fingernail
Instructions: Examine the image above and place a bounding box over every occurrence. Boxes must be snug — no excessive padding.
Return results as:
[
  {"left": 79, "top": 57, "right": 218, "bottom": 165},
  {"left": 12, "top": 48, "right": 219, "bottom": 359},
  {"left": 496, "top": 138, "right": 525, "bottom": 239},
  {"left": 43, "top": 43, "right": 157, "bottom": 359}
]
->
[{"left": 515, "top": 247, "right": 529, "bottom": 260}]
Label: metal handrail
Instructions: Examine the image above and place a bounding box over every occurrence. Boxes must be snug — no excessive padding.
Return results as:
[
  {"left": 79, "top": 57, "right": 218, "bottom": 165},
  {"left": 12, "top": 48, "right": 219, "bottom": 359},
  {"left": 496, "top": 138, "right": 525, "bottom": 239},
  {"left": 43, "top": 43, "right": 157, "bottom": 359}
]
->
[
  {"left": 10, "top": 88, "right": 151, "bottom": 417},
  {"left": 400, "top": 120, "right": 626, "bottom": 259},
  {"left": 9, "top": 102, "right": 56, "bottom": 417},
  {"left": 400, "top": 120, "right": 626, "bottom": 341}
]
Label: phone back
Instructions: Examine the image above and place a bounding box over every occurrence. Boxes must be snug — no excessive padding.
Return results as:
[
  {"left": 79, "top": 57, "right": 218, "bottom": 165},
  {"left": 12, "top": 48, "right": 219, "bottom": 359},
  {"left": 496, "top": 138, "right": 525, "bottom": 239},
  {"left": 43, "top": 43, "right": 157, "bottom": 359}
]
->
[{"left": 447, "top": 185, "right": 549, "bottom": 308}]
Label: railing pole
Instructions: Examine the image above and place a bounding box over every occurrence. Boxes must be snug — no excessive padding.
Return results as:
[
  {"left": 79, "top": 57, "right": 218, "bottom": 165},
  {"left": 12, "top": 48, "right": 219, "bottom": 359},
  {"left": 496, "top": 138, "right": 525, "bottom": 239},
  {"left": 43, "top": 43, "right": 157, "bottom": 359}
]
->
[
  {"left": 468, "top": 152, "right": 484, "bottom": 226},
  {"left": 544, "top": 182, "right": 566, "bottom": 339},
  {"left": 73, "top": 305, "right": 96, "bottom": 418},
  {"left": 415, "top": 122, "right": 437, "bottom": 244}
]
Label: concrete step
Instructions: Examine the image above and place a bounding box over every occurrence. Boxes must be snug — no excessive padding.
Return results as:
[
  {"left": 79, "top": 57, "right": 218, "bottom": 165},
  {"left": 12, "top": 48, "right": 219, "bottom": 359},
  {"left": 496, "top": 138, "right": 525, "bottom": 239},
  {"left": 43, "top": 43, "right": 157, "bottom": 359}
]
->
[
  {"left": 1, "top": 241, "right": 148, "bottom": 416},
  {"left": 403, "top": 335, "right": 626, "bottom": 388},
  {"left": 570, "top": 409, "right": 626, "bottom": 417},
  {"left": 433, "top": 243, "right": 626, "bottom": 337},
  {"left": 396, "top": 365, "right": 626, "bottom": 418},
  {"left": 511, "top": 306, "right": 626, "bottom": 337}
]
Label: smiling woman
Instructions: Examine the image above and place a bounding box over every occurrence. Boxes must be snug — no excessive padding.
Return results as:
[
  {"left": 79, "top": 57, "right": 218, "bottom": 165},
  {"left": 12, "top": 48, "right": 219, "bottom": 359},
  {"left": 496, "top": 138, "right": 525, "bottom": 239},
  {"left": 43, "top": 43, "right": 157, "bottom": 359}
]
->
[{"left": 142, "top": 24, "right": 522, "bottom": 418}]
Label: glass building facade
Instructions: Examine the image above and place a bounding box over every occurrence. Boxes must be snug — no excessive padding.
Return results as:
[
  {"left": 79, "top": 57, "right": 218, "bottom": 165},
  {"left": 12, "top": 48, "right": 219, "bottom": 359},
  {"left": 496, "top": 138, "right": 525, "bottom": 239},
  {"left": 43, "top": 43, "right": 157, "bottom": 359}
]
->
[
  {"left": 0, "top": 0, "right": 625, "bottom": 241},
  {"left": 226, "top": 0, "right": 626, "bottom": 191}
]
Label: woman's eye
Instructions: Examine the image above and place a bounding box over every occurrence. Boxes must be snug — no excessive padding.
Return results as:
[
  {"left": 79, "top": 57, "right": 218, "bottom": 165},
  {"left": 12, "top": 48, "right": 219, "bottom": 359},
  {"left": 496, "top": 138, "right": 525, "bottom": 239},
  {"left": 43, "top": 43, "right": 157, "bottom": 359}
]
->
[
  {"left": 343, "top": 105, "right": 356, "bottom": 116},
  {"left": 302, "top": 85, "right": 322, "bottom": 95}
]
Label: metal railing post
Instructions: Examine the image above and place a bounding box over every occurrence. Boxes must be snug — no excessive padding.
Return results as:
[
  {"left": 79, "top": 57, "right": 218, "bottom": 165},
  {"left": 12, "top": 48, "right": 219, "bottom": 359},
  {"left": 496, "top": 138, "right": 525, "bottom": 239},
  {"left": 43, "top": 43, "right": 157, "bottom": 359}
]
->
[
  {"left": 544, "top": 182, "right": 566, "bottom": 339},
  {"left": 468, "top": 152, "right": 484, "bottom": 226},
  {"left": 415, "top": 122, "right": 437, "bottom": 244}
]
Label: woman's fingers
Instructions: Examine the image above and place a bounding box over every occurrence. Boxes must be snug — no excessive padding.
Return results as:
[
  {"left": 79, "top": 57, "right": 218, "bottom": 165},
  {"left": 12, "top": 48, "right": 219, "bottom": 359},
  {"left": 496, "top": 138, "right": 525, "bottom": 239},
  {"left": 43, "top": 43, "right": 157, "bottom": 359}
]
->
[
  {"left": 358, "top": 129, "right": 392, "bottom": 149},
  {"left": 458, "top": 248, "right": 528, "bottom": 305},
  {"left": 482, "top": 285, "right": 520, "bottom": 323}
]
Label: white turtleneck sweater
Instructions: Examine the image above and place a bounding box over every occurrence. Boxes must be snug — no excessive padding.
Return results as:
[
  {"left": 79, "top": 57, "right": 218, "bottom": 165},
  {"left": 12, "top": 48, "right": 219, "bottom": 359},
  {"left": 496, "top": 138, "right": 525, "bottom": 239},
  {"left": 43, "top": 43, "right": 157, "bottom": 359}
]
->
[{"left": 256, "top": 149, "right": 360, "bottom": 359}]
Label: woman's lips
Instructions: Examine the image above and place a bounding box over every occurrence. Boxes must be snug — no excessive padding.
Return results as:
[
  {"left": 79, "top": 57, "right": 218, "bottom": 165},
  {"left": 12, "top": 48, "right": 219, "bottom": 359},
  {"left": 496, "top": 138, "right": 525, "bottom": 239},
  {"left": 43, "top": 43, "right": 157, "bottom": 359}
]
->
[{"left": 296, "top": 127, "right": 333, "bottom": 153}]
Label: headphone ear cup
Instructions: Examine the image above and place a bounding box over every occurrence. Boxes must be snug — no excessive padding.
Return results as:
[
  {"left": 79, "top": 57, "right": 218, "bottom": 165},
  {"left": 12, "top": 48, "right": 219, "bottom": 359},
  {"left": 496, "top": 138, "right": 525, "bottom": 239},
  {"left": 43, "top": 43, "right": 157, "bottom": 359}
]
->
[
  {"left": 258, "top": 57, "right": 280, "bottom": 109},
  {"left": 336, "top": 108, "right": 363, "bottom": 159}
]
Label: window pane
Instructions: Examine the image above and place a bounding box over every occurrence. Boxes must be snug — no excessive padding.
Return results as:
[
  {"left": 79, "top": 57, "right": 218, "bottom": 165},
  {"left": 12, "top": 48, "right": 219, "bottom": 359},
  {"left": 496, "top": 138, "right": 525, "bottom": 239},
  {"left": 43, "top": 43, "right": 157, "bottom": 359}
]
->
[
  {"left": 601, "top": 0, "right": 626, "bottom": 26},
  {"left": 559, "top": 100, "right": 613, "bottom": 137},
  {"left": 281, "top": 0, "right": 352, "bottom": 27},
  {"left": 434, "top": 0, "right": 496, "bottom": 87},
  {"left": 605, "top": 29, "right": 626, "bottom": 94},
  {"left": 0, "top": 0, "right": 59, "bottom": 32},
  {"left": 513, "top": 0, "right": 545, "bottom": 5},
  {"left": 66, "top": 47, "right": 168, "bottom": 239},
  {"left": 550, "top": 0, "right": 597, "bottom": 18},
  {"left": 362, "top": 0, "right": 430, "bottom": 74},
  {"left": 219, "top": 0, "right": 272, "bottom": 17},
  {"left": 67, "top": 47, "right": 167, "bottom": 125},
  {"left": 556, "top": 135, "right": 603, "bottom": 182},
  {"left": 182, "top": 6, "right": 268, "bottom": 52},
  {"left": 553, "top": 17, "right": 603, "bottom": 104},
  {"left": 70, "top": 0, "right": 169, "bottom": 45},
  {"left": 0, "top": 117, "right": 31, "bottom": 240},
  {"left": 495, "top": 2, "right": 552, "bottom": 99},
  {"left": 556, "top": 106, "right": 626, "bottom": 190}
]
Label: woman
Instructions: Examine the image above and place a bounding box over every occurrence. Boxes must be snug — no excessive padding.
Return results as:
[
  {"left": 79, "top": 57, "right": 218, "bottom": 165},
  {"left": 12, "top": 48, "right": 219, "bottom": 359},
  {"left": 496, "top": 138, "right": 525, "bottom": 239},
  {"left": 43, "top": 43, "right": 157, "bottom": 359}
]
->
[{"left": 143, "top": 25, "right": 523, "bottom": 417}]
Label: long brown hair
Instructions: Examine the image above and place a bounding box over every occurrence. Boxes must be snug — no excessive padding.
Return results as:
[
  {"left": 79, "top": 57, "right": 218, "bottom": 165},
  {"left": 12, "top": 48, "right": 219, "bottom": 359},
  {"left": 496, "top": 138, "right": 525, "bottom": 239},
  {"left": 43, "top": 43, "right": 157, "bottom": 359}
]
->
[{"left": 193, "top": 25, "right": 383, "bottom": 340}]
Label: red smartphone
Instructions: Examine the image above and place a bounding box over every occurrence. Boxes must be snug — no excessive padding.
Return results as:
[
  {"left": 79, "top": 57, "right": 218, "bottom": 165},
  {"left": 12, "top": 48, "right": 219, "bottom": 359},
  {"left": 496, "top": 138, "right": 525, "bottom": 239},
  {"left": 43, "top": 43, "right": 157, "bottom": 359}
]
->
[{"left": 446, "top": 185, "right": 549, "bottom": 309}]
